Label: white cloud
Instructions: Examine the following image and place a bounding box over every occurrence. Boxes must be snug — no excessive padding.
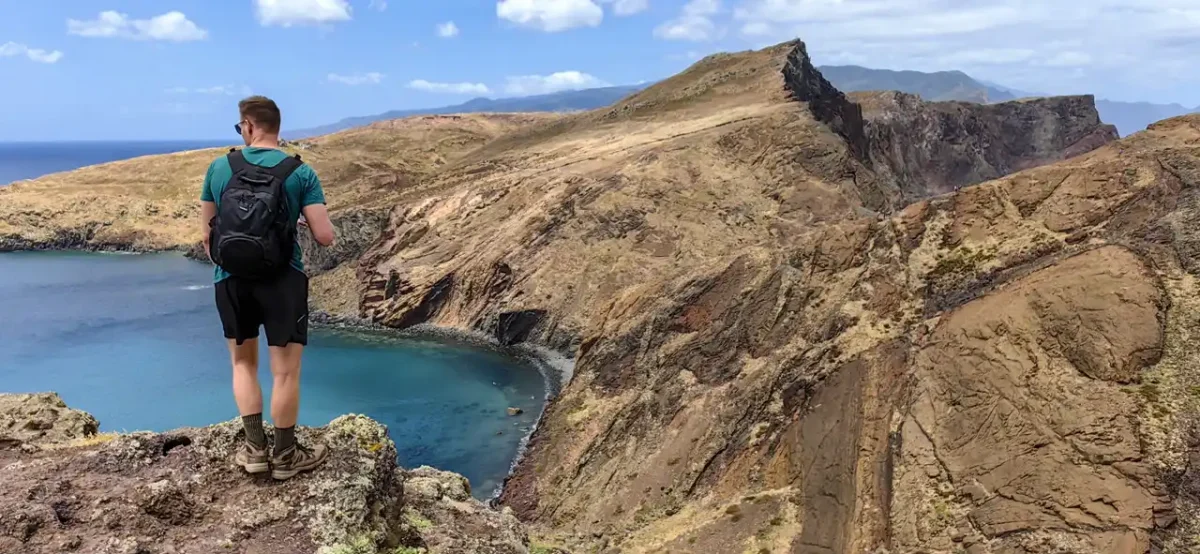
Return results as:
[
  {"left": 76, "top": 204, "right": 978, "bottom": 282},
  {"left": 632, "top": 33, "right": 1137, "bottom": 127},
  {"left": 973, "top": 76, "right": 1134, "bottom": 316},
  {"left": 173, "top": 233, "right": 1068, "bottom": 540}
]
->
[
  {"left": 602, "top": 0, "right": 650, "bottom": 16},
  {"left": 408, "top": 80, "right": 491, "bottom": 95},
  {"left": 504, "top": 71, "right": 609, "bottom": 95},
  {"left": 255, "top": 0, "right": 352, "bottom": 27},
  {"left": 327, "top": 72, "right": 384, "bottom": 85},
  {"left": 437, "top": 21, "right": 460, "bottom": 38},
  {"left": 0, "top": 42, "right": 64, "bottom": 64},
  {"left": 654, "top": 0, "right": 721, "bottom": 41},
  {"left": 726, "top": 0, "right": 1200, "bottom": 103},
  {"left": 369, "top": 0, "right": 388, "bottom": 11},
  {"left": 67, "top": 11, "right": 207, "bottom": 41},
  {"left": 497, "top": 0, "right": 604, "bottom": 32}
]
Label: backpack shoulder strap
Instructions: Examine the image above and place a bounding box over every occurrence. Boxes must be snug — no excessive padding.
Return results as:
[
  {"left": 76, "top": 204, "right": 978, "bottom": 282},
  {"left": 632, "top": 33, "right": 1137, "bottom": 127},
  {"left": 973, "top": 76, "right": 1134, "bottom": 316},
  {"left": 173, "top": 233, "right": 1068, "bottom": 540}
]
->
[
  {"left": 266, "top": 154, "right": 304, "bottom": 183},
  {"left": 226, "top": 150, "right": 248, "bottom": 175}
]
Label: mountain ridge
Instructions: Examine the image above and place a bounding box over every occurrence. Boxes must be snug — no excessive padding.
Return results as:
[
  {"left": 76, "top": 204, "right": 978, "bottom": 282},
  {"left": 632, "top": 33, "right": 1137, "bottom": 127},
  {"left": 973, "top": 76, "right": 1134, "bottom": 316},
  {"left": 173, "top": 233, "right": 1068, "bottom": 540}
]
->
[
  {"left": 287, "top": 86, "right": 642, "bottom": 139},
  {"left": 293, "top": 64, "right": 1195, "bottom": 142}
]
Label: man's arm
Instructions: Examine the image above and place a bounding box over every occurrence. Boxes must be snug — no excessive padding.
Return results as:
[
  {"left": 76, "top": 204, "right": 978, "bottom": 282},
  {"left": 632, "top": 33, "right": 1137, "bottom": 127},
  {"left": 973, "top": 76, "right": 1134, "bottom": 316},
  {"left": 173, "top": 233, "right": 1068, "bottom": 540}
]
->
[
  {"left": 301, "top": 203, "right": 335, "bottom": 246},
  {"left": 299, "top": 167, "right": 335, "bottom": 247},
  {"left": 199, "top": 161, "right": 218, "bottom": 261},
  {"left": 200, "top": 201, "right": 216, "bottom": 260}
]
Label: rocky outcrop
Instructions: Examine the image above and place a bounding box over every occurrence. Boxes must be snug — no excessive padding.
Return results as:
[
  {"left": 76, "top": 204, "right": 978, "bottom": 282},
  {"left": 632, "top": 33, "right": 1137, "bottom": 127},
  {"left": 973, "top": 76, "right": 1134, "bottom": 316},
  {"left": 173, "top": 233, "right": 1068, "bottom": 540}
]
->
[
  {"left": 853, "top": 90, "right": 1119, "bottom": 202},
  {"left": 781, "top": 41, "right": 869, "bottom": 160},
  {"left": 299, "top": 207, "right": 390, "bottom": 276},
  {"left": 0, "top": 393, "right": 98, "bottom": 449},
  {"left": 0, "top": 393, "right": 537, "bottom": 554}
]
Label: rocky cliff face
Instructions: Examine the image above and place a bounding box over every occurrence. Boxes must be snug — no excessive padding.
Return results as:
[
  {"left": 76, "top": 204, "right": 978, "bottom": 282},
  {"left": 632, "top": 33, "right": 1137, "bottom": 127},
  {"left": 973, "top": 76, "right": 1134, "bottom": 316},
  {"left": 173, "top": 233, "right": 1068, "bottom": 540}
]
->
[
  {"left": 853, "top": 90, "right": 1119, "bottom": 204},
  {"left": 496, "top": 115, "right": 1200, "bottom": 554},
  {"left": 315, "top": 39, "right": 1138, "bottom": 553},
  {"left": 0, "top": 393, "right": 536, "bottom": 554}
]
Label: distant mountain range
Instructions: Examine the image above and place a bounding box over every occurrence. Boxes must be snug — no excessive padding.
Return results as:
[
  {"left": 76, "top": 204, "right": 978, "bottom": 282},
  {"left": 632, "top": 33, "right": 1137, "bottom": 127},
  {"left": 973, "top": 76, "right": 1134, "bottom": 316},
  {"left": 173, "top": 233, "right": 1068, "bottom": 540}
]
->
[
  {"left": 288, "top": 65, "right": 1196, "bottom": 139},
  {"left": 818, "top": 65, "right": 1017, "bottom": 103},
  {"left": 286, "top": 86, "right": 643, "bottom": 139}
]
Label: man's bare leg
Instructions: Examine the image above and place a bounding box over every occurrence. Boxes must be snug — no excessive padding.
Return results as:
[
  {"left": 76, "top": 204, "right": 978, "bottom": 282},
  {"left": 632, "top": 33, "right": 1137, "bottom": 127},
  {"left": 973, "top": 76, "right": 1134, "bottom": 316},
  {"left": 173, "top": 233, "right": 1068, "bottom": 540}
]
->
[
  {"left": 230, "top": 339, "right": 262, "bottom": 416},
  {"left": 268, "top": 342, "right": 327, "bottom": 480},
  {"left": 268, "top": 343, "right": 303, "bottom": 429},
  {"left": 230, "top": 338, "right": 270, "bottom": 473}
]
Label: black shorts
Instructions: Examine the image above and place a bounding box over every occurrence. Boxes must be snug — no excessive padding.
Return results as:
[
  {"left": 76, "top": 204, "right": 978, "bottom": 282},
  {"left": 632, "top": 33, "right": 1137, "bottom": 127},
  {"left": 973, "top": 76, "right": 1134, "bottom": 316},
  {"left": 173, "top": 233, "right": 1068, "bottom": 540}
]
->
[{"left": 215, "top": 268, "right": 309, "bottom": 347}]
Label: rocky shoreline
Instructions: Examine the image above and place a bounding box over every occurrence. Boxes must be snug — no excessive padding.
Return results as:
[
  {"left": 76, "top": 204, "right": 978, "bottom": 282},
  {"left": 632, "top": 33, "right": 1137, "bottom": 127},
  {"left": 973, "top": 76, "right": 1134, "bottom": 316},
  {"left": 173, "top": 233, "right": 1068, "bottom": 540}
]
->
[
  {"left": 0, "top": 392, "right": 550, "bottom": 554},
  {"left": 0, "top": 233, "right": 166, "bottom": 255}
]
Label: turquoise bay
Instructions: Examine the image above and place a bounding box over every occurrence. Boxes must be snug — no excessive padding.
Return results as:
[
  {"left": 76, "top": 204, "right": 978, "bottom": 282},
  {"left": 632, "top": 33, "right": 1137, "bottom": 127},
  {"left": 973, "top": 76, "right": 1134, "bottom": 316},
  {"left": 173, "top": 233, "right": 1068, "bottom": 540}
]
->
[{"left": 0, "top": 252, "right": 547, "bottom": 498}]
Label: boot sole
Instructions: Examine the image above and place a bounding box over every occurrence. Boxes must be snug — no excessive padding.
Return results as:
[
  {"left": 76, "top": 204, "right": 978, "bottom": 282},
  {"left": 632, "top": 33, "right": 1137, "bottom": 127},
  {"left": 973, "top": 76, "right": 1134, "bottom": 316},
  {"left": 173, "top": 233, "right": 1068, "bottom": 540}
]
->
[
  {"left": 272, "top": 464, "right": 325, "bottom": 480},
  {"left": 240, "top": 461, "right": 270, "bottom": 474},
  {"left": 272, "top": 468, "right": 303, "bottom": 480}
]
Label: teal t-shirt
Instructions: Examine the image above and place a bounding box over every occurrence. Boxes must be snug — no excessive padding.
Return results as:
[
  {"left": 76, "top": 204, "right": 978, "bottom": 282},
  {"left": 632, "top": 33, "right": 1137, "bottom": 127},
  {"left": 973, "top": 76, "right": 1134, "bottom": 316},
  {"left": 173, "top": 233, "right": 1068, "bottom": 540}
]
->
[{"left": 200, "top": 147, "right": 326, "bottom": 283}]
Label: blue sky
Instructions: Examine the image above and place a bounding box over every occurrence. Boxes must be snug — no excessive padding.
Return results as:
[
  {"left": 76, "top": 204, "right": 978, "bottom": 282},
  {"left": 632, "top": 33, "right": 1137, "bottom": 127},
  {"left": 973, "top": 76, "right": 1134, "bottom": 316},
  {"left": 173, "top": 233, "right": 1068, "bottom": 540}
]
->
[{"left": 3, "top": 0, "right": 1199, "bottom": 141}]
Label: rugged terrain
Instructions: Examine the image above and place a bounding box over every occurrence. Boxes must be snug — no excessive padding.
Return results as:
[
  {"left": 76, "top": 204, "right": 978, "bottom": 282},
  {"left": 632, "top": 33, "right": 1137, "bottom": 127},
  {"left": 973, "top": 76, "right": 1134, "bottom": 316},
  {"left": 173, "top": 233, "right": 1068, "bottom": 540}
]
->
[
  {"left": 2, "top": 37, "right": 1194, "bottom": 554},
  {"left": 0, "top": 393, "right": 536, "bottom": 554}
]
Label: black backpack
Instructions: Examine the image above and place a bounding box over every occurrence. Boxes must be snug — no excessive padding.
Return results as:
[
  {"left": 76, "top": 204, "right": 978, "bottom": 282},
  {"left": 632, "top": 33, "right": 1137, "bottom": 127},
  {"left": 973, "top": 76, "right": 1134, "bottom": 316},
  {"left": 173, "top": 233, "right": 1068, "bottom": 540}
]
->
[{"left": 208, "top": 149, "right": 303, "bottom": 280}]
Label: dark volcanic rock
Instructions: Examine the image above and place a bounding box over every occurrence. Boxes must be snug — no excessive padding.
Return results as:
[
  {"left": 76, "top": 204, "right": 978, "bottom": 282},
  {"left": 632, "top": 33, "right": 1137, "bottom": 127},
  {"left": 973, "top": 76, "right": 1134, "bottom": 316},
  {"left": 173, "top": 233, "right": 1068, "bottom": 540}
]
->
[
  {"left": 299, "top": 207, "right": 390, "bottom": 276},
  {"left": 782, "top": 41, "right": 869, "bottom": 160},
  {"left": 853, "top": 90, "right": 1119, "bottom": 201}
]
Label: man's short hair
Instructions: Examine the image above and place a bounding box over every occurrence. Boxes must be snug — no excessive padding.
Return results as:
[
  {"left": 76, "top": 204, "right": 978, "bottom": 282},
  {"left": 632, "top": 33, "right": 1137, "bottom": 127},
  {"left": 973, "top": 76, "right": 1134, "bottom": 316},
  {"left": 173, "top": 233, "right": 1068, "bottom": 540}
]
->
[{"left": 238, "top": 95, "right": 281, "bottom": 134}]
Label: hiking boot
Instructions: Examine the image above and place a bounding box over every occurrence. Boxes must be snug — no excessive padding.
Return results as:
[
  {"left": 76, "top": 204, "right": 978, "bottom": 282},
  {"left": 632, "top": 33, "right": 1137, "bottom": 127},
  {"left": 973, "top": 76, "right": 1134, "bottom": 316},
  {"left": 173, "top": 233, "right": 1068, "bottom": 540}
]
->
[
  {"left": 271, "top": 442, "right": 329, "bottom": 480},
  {"left": 235, "top": 441, "right": 270, "bottom": 474}
]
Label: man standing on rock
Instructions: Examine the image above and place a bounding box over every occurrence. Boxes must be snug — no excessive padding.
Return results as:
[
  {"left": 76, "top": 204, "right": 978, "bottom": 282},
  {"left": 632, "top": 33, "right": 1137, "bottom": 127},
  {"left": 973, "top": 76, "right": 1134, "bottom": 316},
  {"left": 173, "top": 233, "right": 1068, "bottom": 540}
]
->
[{"left": 199, "top": 95, "right": 336, "bottom": 480}]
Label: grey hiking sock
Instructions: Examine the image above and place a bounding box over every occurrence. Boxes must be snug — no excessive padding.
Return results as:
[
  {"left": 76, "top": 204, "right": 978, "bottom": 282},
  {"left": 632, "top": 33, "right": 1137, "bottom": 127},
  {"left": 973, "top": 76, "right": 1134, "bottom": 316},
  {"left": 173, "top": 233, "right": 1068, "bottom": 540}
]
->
[
  {"left": 242, "top": 413, "right": 266, "bottom": 449},
  {"left": 274, "top": 426, "right": 296, "bottom": 456}
]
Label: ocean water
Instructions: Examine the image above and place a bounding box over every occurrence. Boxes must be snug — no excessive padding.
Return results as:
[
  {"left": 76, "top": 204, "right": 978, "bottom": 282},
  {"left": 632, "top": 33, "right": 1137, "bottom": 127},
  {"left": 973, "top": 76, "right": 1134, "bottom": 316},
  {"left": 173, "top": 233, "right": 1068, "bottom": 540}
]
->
[
  {"left": 0, "top": 140, "right": 228, "bottom": 185},
  {"left": 0, "top": 252, "right": 547, "bottom": 498}
]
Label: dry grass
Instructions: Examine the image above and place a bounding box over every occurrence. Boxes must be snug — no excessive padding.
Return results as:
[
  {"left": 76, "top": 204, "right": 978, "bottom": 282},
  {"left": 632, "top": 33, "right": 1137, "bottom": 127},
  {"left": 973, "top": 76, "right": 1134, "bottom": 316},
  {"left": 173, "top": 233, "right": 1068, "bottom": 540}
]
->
[{"left": 39, "top": 431, "right": 122, "bottom": 451}]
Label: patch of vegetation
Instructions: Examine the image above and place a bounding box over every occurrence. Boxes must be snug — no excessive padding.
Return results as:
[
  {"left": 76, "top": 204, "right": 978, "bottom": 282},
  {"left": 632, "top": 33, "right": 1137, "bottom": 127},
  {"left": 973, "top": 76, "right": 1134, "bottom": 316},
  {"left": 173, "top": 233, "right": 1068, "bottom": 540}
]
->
[
  {"left": 403, "top": 508, "right": 433, "bottom": 531},
  {"left": 530, "top": 544, "right": 558, "bottom": 554},
  {"left": 688, "top": 537, "right": 697, "bottom": 545},
  {"left": 327, "top": 534, "right": 377, "bottom": 554},
  {"left": 929, "top": 246, "right": 997, "bottom": 279},
  {"left": 769, "top": 516, "right": 783, "bottom": 526},
  {"left": 1140, "top": 383, "right": 1162, "bottom": 404}
]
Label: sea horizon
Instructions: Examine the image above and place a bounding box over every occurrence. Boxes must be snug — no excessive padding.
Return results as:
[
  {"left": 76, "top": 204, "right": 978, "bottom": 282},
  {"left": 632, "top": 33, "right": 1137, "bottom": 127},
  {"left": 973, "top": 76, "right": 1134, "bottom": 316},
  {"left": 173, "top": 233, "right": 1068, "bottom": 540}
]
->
[{"left": 0, "top": 139, "right": 234, "bottom": 185}]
